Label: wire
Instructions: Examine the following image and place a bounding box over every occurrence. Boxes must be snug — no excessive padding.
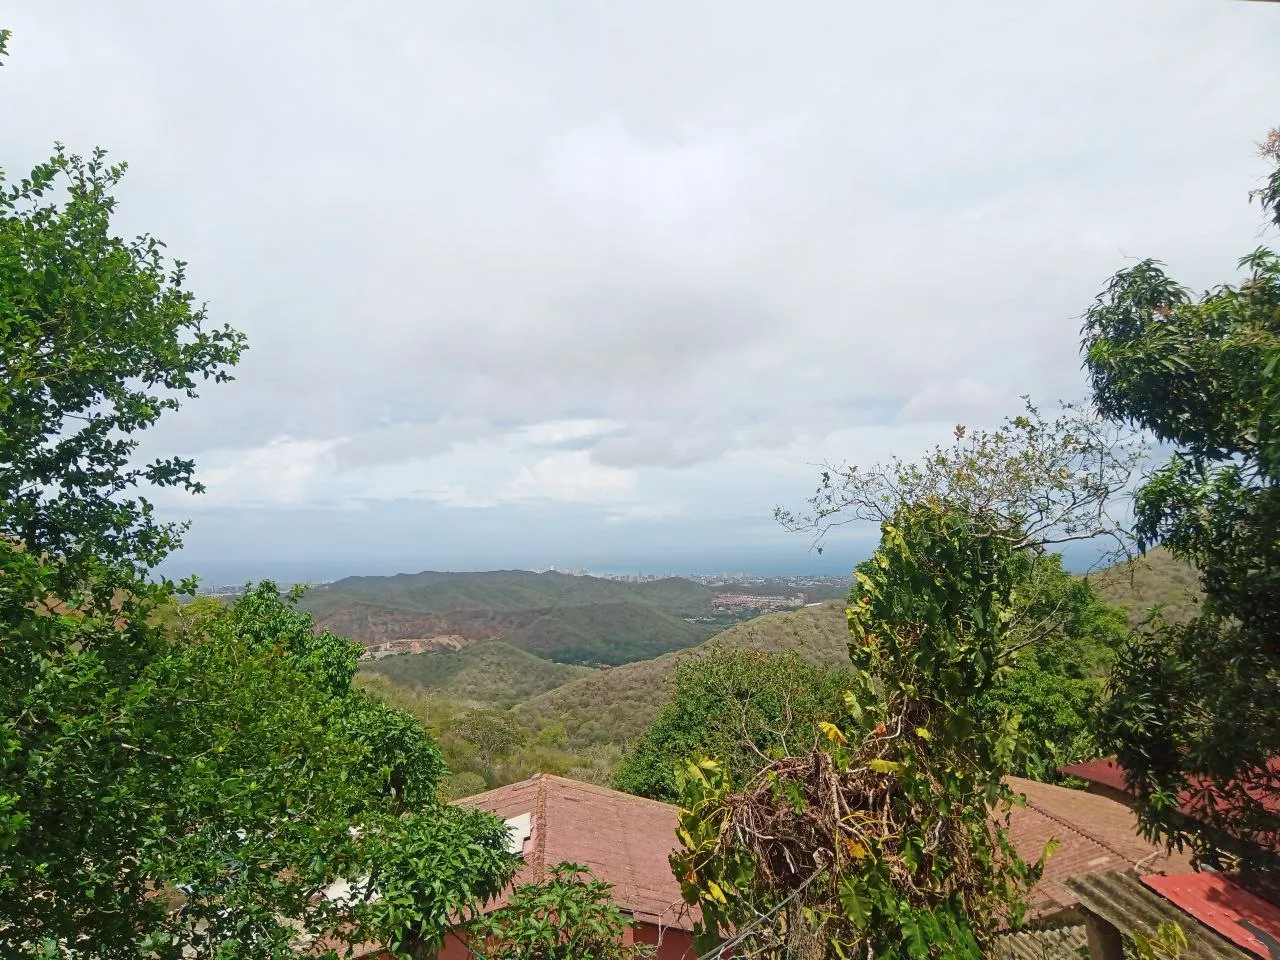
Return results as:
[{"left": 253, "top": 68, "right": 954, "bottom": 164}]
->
[{"left": 693, "top": 868, "right": 825, "bottom": 960}]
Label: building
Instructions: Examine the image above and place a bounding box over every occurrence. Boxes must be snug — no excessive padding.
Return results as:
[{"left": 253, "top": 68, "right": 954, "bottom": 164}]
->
[
  {"left": 710, "top": 592, "right": 806, "bottom": 611},
  {"left": 444, "top": 774, "right": 699, "bottom": 959},
  {"left": 1003, "top": 775, "right": 1193, "bottom": 921},
  {"left": 1061, "top": 756, "right": 1280, "bottom": 864},
  {"left": 341, "top": 770, "right": 1238, "bottom": 958},
  {"left": 1064, "top": 869, "right": 1280, "bottom": 959},
  {"left": 435, "top": 772, "right": 1193, "bottom": 956}
]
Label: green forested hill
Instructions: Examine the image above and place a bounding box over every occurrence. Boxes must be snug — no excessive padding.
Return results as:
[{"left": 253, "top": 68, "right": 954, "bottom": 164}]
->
[
  {"left": 302, "top": 569, "right": 717, "bottom": 616},
  {"left": 508, "top": 550, "right": 1204, "bottom": 749},
  {"left": 352, "top": 548, "right": 1208, "bottom": 795},
  {"left": 351, "top": 548, "right": 1201, "bottom": 760},
  {"left": 362, "top": 641, "right": 590, "bottom": 708},
  {"left": 297, "top": 569, "right": 724, "bottom": 665},
  {"left": 502, "top": 600, "right": 715, "bottom": 664}
]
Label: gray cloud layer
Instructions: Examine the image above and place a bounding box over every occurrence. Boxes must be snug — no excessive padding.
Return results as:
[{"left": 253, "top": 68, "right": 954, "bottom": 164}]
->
[{"left": 2, "top": 1, "right": 1277, "bottom": 574}]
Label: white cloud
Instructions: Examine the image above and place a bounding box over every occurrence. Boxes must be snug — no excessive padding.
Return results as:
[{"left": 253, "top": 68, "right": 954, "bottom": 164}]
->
[
  {"left": 186, "top": 438, "right": 339, "bottom": 508},
  {"left": 3, "top": 0, "right": 1277, "bottom": 570},
  {"left": 505, "top": 451, "right": 638, "bottom": 504}
]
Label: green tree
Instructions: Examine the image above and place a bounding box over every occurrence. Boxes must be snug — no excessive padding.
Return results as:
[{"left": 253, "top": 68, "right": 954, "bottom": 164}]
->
[
  {"left": 454, "top": 709, "right": 529, "bottom": 776},
  {"left": 1083, "top": 134, "right": 1280, "bottom": 868},
  {"left": 128, "top": 585, "right": 518, "bottom": 959},
  {"left": 467, "top": 862, "right": 652, "bottom": 960},
  {"left": 674, "top": 406, "right": 1138, "bottom": 958},
  {"left": 976, "top": 554, "right": 1127, "bottom": 780},
  {"left": 614, "top": 650, "right": 851, "bottom": 802},
  {"left": 0, "top": 139, "right": 245, "bottom": 581},
  {"left": 0, "top": 32, "right": 517, "bottom": 955},
  {"left": 2, "top": 574, "right": 519, "bottom": 958}
]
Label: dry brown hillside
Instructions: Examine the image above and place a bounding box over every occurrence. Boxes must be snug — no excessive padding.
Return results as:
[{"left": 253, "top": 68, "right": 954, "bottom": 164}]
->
[
  {"left": 1085, "top": 546, "right": 1202, "bottom": 627},
  {"left": 315, "top": 602, "right": 514, "bottom": 649},
  {"left": 510, "top": 550, "right": 1205, "bottom": 751},
  {"left": 512, "top": 601, "right": 850, "bottom": 748}
]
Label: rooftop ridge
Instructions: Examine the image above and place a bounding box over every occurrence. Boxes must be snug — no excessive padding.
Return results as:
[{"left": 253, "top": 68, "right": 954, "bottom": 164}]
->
[
  {"left": 532, "top": 774, "right": 549, "bottom": 882},
  {"left": 536, "top": 773, "right": 682, "bottom": 813},
  {"left": 1009, "top": 778, "right": 1148, "bottom": 870}
]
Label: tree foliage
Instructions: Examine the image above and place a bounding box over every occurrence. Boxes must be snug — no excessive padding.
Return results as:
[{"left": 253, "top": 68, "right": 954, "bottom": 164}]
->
[
  {"left": 670, "top": 407, "right": 1141, "bottom": 960},
  {"left": 1084, "top": 138, "right": 1280, "bottom": 868},
  {"left": 466, "top": 862, "right": 652, "bottom": 960},
  {"left": 672, "top": 510, "right": 1055, "bottom": 959},
  {"left": 976, "top": 554, "right": 1127, "bottom": 780},
  {"left": 672, "top": 409, "right": 1136, "bottom": 957},
  {"left": 0, "top": 46, "right": 517, "bottom": 956},
  {"left": 0, "top": 142, "right": 245, "bottom": 582},
  {"left": 777, "top": 401, "right": 1143, "bottom": 558},
  {"left": 1, "top": 573, "right": 519, "bottom": 958},
  {"left": 614, "top": 650, "right": 851, "bottom": 802}
]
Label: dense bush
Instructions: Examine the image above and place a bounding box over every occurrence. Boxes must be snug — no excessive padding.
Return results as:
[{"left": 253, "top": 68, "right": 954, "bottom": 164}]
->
[{"left": 614, "top": 650, "right": 851, "bottom": 801}]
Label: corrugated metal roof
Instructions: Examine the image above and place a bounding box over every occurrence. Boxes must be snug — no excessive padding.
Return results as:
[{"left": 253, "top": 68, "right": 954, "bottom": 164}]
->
[
  {"left": 994, "top": 924, "right": 1087, "bottom": 960},
  {"left": 1142, "top": 872, "right": 1280, "bottom": 959},
  {"left": 1067, "top": 870, "right": 1253, "bottom": 959}
]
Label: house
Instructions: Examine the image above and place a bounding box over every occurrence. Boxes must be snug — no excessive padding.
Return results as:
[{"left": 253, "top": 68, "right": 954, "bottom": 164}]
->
[
  {"left": 1003, "top": 775, "right": 1193, "bottom": 920},
  {"left": 1066, "top": 869, "right": 1280, "bottom": 960},
  {"left": 1010, "top": 762, "right": 1280, "bottom": 959},
  {"left": 1058, "top": 757, "right": 1133, "bottom": 807},
  {"left": 443, "top": 774, "right": 699, "bottom": 959},
  {"left": 432, "top": 772, "right": 1194, "bottom": 956},
  {"left": 1061, "top": 756, "right": 1280, "bottom": 864},
  {"left": 340, "top": 771, "right": 1213, "bottom": 958}
]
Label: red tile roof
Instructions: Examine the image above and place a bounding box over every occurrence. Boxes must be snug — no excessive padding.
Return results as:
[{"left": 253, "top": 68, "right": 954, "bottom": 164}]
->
[
  {"left": 1006, "top": 776, "right": 1194, "bottom": 917},
  {"left": 1059, "top": 757, "right": 1280, "bottom": 854},
  {"left": 1143, "top": 872, "right": 1280, "bottom": 959},
  {"left": 455, "top": 773, "right": 1192, "bottom": 930},
  {"left": 455, "top": 774, "right": 698, "bottom": 933},
  {"left": 1059, "top": 757, "right": 1128, "bottom": 793}
]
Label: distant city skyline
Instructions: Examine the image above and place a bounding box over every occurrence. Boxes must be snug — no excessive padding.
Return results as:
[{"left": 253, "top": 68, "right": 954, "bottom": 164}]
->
[{"left": 166, "top": 540, "right": 1109, "bottom": 589}]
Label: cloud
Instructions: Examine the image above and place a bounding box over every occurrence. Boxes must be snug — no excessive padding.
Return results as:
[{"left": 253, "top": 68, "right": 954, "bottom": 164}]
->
[
  {"left": 184, "top": 438, "right": 340, "bottom": 508},
  {"left": 3, "top": 0, "right": 1277, "bottom": 572},
  {"left": 897, "top": 380, "right": 1017, "bottom": 426},
  {"left": 505, "top": 451, "right": 638, "bottom": 504}
]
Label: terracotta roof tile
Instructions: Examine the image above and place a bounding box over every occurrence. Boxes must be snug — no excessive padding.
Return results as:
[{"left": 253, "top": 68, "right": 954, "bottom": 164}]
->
[
  {"left": 456, "top": 774, "right": 1190, "bottom": 930},
  {"left": 1006, "top": 775, "right": 1194, "bottom": 916},
  {"left": 456, "top": 774, "right": 698, "bottom": 932},
  {"left": 1060, "top": 757, "right": 1280, "bottom": 826},
  {"left": 1059, "top": 757, "right": 1128, "bottom": 793}
]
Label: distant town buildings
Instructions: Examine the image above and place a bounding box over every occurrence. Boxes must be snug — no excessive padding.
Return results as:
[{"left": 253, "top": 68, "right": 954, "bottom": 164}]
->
[
  {"left": 358, "top": 635, "right": 469, "bottom": 660},
  {"left": 194, "top": 580, "right": 332, "bottom": 597},
  {"left": 711, "top": 592, "right": 807, "bottom": 611}
]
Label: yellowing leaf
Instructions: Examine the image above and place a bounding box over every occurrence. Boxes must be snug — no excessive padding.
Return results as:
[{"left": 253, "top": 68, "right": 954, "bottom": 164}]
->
[
  {"left": 818, "top": 721, "right": 847, "bottom": 746},
  {"left": 867, "top": 758, "right": 902, "bottom": 775},
  {"left": 915, "top": 727, "right": 932, "bottom": 741},
  {"left": 705, "top": 880, "right": 728, "bottom": 905},
  {"left": 844, "top": 837, "right": 868, "bottom": 860}
]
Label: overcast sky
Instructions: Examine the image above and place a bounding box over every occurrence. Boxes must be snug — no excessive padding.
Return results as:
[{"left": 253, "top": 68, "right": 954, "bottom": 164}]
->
[{"left": 3, "top": 2, "right": 1278, "bottom": 581}]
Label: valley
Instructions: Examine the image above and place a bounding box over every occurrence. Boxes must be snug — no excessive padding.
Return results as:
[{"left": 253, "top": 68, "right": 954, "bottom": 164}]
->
[
  {"left": 349, "top": 546, "right": 1199, "bottom": 798},
  {"left": 298, "top": 567, "right": 845, "bottom": 665}
]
